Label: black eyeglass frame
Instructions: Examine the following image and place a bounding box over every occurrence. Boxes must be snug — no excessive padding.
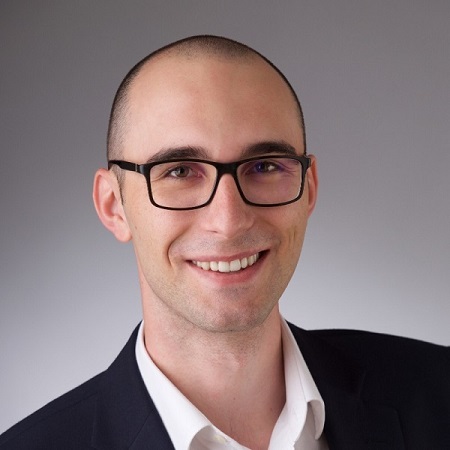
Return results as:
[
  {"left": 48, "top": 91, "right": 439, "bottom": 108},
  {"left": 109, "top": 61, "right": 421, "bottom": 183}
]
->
[{"left": 108, "top": 154, "right": 311, "bottom": 211}]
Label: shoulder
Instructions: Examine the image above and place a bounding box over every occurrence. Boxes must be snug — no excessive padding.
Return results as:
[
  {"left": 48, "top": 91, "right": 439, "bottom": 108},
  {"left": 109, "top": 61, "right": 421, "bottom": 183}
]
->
[
  {"left": 306, "top": 327, "right": 449, "bottom": 363},
  {"left": 0, "top": 372, "right": 104, "bottom": 449},
  {"left": 0, "top": 324, "right": 144, "bottom": 450},
  {"left": 289, "top": 323, "right": 450, "bottom": 400},
  {"left": 289, "top": 322, "right": 449, "bottom": 354},
  {"left": 290, "top": 324, "right": 449, "bottom": 369}
]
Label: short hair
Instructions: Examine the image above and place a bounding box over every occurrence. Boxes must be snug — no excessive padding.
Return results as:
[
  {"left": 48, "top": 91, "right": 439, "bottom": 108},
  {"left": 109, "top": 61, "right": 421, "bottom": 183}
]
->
[{"left": 107, "top": 35, "right": 306, "bottom": 163}]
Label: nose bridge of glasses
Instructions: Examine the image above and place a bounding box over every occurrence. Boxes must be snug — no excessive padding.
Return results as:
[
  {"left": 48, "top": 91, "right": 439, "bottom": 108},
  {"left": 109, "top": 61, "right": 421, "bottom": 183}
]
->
[{"left": 211, "top": 161, "right": 246, "bottom": 204}]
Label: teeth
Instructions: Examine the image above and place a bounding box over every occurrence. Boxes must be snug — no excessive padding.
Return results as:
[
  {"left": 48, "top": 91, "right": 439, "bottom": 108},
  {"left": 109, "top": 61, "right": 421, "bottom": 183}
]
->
[
  {"left": 229, "top": 259, "right": 241, "bottom": 272},
  {"left": 193, "top": 253, "right": 260, "bottom": 273}
]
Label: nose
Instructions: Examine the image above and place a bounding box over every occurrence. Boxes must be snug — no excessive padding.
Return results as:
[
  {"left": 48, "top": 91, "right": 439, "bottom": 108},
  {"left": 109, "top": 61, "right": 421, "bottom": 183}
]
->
[{"left": 202, "top": 174, "right": 255, "bottom": 238}]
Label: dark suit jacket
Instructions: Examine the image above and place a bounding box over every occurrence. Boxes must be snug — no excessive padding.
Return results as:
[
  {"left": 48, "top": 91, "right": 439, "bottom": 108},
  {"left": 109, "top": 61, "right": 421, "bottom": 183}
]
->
[{"left": 1, "top": 323, "right": 449, "bottom": 449}]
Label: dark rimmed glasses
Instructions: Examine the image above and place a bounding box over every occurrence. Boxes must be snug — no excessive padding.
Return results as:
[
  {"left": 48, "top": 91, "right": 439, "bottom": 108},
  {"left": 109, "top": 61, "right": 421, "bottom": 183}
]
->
[{"left": 108, "top": 154, "right": 311, "bottom": 211}]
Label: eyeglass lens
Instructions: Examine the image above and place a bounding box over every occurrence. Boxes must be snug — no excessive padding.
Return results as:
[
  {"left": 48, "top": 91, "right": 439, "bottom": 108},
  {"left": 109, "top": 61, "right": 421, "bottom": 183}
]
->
[{"left": 149, "top": 157, "right": 304, "bottom": 209}]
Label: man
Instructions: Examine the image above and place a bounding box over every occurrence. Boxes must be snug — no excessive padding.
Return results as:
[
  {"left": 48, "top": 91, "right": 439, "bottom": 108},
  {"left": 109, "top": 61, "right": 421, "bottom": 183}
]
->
[{"left": 1, "top": 35, "right": 449, "bottom": 449}]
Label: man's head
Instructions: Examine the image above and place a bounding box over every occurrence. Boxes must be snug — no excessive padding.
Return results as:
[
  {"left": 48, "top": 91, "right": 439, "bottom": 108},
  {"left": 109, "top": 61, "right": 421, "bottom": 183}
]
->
[{"left": 93, "top": 35, "right": 317, "bottom": 334}]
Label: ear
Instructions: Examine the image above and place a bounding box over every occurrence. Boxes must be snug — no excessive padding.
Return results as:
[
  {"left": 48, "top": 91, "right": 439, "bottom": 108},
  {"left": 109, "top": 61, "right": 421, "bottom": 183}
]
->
[
  {"left": 305, "top": 154, "right": 318, "bottom": 217},
  {"left": 93, "top": 168, "right": 131, "bottom": 242}
]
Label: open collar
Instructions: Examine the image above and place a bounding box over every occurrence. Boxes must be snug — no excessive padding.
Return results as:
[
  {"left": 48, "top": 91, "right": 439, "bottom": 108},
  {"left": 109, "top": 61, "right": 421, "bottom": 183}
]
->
[{"left": 91, "top": 323, "right": 404, "bottom": 449}]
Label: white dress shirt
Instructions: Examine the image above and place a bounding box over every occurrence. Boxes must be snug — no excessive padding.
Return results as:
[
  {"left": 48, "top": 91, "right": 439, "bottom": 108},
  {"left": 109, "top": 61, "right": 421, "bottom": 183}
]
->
[{"left": 135, "top": 319, "right": 328, "bottom": 449}]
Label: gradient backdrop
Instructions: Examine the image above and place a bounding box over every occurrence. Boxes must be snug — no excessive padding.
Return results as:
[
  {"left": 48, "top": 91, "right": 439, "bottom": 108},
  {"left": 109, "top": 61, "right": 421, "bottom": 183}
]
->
[{"left": 1, "top": 0, "right": 449, "bottom": 433}]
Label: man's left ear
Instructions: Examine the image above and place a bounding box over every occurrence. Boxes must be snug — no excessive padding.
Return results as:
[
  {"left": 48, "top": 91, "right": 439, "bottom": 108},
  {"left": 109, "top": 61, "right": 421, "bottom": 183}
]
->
[
  {"left": 92, "top": 168, "right": 132, "bottom": 242},
  {"left": 306, "top": 154, "right": 318, "bottom": 217}
]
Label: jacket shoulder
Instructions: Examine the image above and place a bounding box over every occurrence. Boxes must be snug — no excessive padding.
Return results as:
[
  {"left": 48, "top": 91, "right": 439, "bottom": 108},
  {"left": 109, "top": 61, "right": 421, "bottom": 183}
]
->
[
  {"left": 0, "top": 372, "right": 104, "bottom": 449},
  {"left": 289, "top": 323, "right": 450, "bottom": 405},
  {"left": 307, "top": 327, "right": 449, "bottom": 360},
  {"left": 291, "top": 324, "right": 449, "bottom": 368}
]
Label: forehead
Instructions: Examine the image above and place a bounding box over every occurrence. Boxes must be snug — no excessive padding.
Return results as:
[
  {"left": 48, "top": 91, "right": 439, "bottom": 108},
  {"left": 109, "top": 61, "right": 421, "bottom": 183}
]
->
[{"left": 124, "top": 54, "right": 303, "bottom": 161}]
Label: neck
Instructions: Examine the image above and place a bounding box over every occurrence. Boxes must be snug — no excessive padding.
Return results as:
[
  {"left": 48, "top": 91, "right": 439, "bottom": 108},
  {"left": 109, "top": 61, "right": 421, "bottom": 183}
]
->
[{"left": 143, "top": 306, "right": 286, "bottom": 449}]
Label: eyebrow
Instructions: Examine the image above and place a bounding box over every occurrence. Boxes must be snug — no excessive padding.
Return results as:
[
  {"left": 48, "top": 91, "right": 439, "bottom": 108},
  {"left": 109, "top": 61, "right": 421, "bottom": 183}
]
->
[
  {"left": 144, "top": 140, "right": 299, "bottom": 164},
  {"left": 241, "top": 141, "right": 299, "bottom": 158},
  {"left": 145, "top": 146, "right": 209, "bottom": 163}
]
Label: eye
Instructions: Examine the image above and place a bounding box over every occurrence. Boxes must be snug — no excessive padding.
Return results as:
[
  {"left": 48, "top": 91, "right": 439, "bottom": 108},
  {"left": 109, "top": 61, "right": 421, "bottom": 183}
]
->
[
  {"left": 167, "top": 165, "right": 194, "bottom": 178},
  {"left": 151, "top": 161, "right": 210, "bottom": 184},
  {"left": 249, "top": 160, "right": 282, "bottom": 174}
]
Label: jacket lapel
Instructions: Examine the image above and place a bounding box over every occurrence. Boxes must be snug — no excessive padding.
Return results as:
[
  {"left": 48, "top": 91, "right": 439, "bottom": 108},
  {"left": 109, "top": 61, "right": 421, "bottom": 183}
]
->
[
  {"left": 91, "top": 324, "right": 175, "bottom": 450},
  {"left": 289, "top": 324, "right": 404, "bottom": 449}
]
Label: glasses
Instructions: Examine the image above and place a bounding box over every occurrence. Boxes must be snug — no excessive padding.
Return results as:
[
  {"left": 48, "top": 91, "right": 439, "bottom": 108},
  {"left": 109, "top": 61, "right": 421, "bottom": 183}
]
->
[{"left": 108, "top": 155, "right": 311, "bottom": 211}]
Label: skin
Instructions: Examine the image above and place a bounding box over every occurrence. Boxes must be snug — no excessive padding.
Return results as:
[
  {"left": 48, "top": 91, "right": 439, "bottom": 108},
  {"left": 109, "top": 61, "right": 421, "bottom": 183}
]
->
[{"left": 93, "top": 53, "right": 318, "bottom": 449}]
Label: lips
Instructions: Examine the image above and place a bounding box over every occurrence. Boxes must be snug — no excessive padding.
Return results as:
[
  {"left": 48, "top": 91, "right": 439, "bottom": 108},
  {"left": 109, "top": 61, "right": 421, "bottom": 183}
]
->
[{"left": 192, "top": 252, "right": 260, "bottom": 273}]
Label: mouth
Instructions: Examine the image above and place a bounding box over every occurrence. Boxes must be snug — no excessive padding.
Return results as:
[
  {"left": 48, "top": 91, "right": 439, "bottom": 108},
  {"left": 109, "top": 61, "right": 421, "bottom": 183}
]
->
[{"left": 192, "top": 252, "right": 261, "bottom": 273}]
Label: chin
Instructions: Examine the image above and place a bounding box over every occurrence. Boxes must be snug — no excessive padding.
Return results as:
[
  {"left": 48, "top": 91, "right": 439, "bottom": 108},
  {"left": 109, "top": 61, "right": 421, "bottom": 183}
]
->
[{"left": 189, "top": 303, "right": 277, "bottom": 334}]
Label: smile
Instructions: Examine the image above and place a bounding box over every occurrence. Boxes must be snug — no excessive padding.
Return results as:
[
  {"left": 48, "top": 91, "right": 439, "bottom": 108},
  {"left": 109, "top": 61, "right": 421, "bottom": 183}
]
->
[{"left": 192, "top": 252, "right": 260, "bottom": 273}]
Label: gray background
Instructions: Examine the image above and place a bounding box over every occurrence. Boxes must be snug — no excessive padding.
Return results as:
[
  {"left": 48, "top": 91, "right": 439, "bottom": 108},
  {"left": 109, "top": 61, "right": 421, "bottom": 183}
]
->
[{"left": 1, "top": 0, "right": 449, "bottom": 434}]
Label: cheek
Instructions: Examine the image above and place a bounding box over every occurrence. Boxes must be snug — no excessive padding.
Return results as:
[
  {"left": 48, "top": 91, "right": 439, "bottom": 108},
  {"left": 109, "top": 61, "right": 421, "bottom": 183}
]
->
[
  {"left": 277, "top": 203, "right": 308, "bottom": 238},
  {"left": 129, "top": 206, "right": 190, "bottom": 267},
  {"left": 275, "top": 207, "right": 309, "bottom": 265}
]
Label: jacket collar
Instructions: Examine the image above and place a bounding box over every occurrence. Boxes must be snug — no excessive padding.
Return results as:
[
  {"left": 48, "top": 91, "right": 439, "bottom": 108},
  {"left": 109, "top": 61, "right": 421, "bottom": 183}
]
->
[
  {"left": 91, "top": 324, "right": 175, "bottom": 450},
  {"left": 288, "top": 323, "right": 404, "bottom": 449}
]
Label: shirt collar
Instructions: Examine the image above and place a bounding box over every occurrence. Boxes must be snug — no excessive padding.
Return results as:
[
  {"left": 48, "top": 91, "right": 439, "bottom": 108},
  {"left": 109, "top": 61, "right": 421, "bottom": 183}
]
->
[
  {"left": 135, "top": 319, "right": 325, "bottom": 449},
  {"left": 135, "top": 322, "right": 210, "bottom": 450},
  {"left": 280, "top": 319, "right": 325, "bottom": 440}
]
